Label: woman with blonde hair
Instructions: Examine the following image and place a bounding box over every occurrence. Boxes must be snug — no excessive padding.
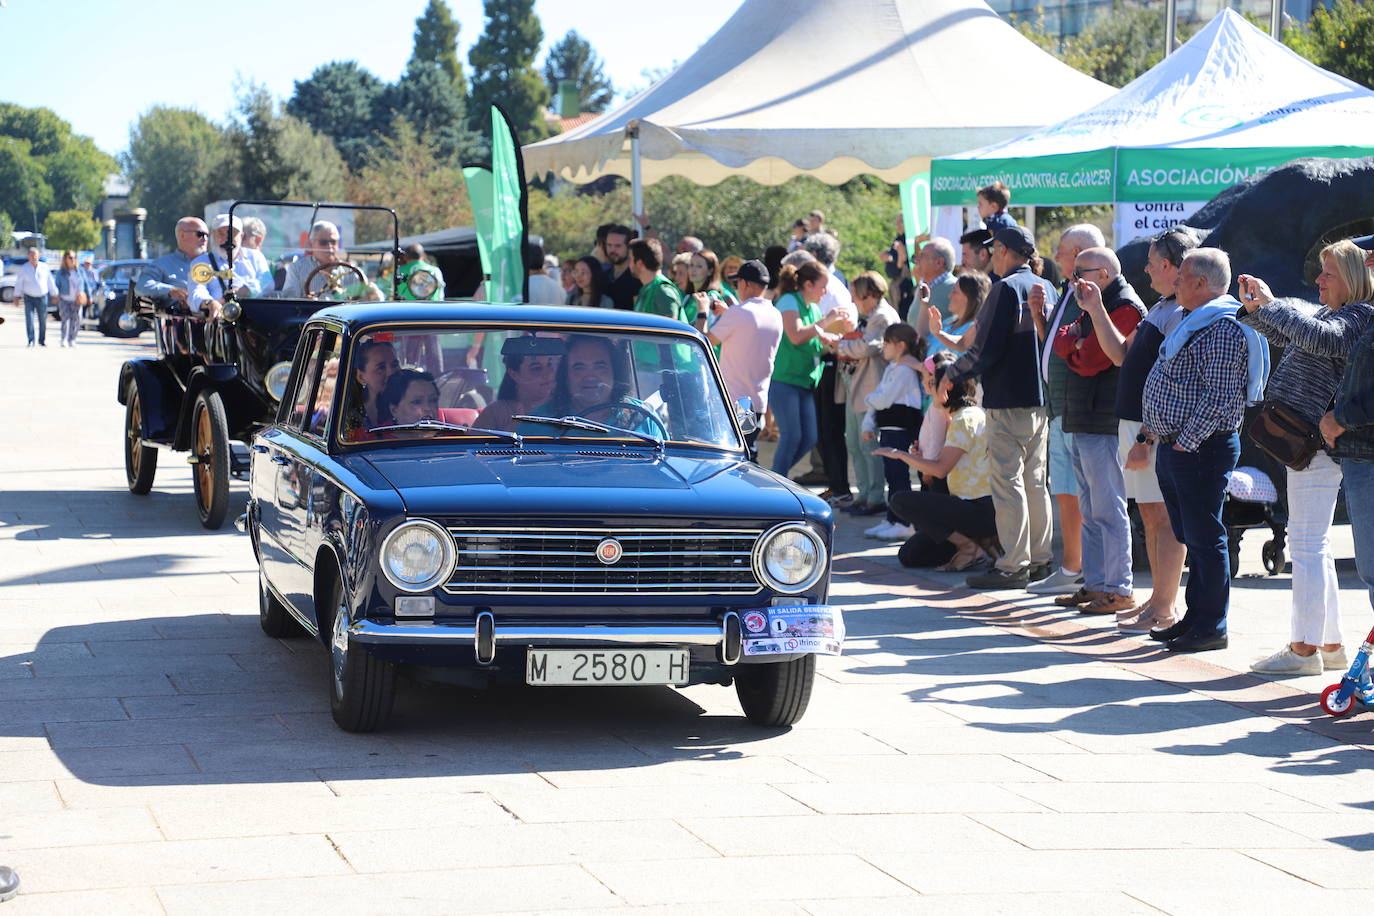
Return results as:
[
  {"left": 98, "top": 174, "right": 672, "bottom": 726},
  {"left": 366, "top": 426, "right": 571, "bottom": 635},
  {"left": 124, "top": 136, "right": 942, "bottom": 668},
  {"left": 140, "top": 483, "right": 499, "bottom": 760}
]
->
[
  {"left": 54, "top": 250, "right": 96, "bottom": 347},
  {"left": 1237, "top": 238, "right": 1374, "bottom": 675},
  {"left": 769, "top": 261, "right": 841, "bottom": 476}
]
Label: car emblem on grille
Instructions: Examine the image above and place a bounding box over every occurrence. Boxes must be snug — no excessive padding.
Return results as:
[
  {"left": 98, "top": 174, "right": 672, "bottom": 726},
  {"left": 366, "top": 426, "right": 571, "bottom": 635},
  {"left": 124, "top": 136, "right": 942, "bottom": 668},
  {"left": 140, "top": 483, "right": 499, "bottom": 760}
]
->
[{"left": 595, "top": 538, "right": 624, "bottom": 565}]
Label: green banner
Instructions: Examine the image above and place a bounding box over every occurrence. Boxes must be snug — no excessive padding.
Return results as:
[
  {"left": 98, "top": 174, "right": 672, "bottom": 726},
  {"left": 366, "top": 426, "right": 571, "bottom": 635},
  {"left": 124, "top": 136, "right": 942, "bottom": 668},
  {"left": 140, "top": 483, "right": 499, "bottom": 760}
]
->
[
  {"left": 934, "top": 145, "right": 1374, "bottom": 206},
  {"left": 898, "top": 171, "right": 930, "bottom": 272},
  {"left": 1116, "top": 145, "right": 1374, "bottom": 201},
  {"left": 461, "top": 166, "right": 493, "bottom": 279},
  {"left": 931, "top": 149, "right": 1115, "bottom": 207},
  {"left": 489, "top": 106, "right": 526, "bottom": 303}
]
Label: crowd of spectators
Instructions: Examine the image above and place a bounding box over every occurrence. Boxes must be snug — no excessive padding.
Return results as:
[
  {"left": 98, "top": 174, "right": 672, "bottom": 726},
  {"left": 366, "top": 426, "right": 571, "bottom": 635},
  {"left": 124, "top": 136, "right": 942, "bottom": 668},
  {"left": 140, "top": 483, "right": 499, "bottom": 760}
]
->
[{"left": 560, "top": 182, "right": 1374, "bottom": 666}]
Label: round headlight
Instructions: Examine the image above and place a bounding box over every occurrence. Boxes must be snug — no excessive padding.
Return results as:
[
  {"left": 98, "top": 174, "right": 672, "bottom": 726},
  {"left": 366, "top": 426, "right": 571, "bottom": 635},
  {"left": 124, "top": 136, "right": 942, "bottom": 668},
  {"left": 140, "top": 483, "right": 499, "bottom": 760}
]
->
[
  {"left": 753, "top": 522, "right": 826, "bottom": 594},
  {"left": 407, "top": 270, "right": 438, "bottom": 299},
  {"left": 265, "top": 362, "right": 293, "bottom": 401},
  {"left": 381, "top": 520, "right": 454, "bottom": 592}
]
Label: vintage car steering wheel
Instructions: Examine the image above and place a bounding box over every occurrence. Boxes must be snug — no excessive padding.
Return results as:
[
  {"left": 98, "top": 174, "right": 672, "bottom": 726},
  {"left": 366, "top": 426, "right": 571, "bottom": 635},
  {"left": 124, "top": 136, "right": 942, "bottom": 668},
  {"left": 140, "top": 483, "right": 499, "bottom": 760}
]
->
[
  {"left": 304, "top": 262, "right": 369, "bottom": 301},
  {"left": 579, "top": 401, "right": 669, "bottom": 438}
]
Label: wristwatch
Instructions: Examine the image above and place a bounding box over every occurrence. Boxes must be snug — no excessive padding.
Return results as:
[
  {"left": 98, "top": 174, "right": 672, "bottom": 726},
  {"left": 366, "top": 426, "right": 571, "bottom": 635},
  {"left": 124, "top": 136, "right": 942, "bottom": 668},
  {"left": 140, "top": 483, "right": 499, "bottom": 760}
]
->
[{"left": 1135, "top": 432, "right": 1156, "bottom": 445}]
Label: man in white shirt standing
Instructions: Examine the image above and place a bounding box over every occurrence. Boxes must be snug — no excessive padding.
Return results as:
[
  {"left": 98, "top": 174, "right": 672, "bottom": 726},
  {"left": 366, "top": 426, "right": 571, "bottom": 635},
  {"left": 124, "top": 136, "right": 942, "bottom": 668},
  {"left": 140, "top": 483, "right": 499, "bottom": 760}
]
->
[
  {"left": 14, "top": 247, "right": 57, "bottom": 347},
  {"left": 706, "top": 260, "right": 783, "bottom": 462},
  {"left": 522, "top": 241, "right": 565, "bottom": 304}
]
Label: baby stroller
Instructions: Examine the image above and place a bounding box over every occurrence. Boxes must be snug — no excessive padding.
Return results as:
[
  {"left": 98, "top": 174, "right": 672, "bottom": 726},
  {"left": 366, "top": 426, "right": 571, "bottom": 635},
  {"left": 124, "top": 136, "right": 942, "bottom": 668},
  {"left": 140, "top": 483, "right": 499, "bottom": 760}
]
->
[
  {"left": 1224, "top": 410, "right": 1289, "bottom": 577},
  {"left": 1319, "top": 621, "right": 1374, "bottom": 717}
]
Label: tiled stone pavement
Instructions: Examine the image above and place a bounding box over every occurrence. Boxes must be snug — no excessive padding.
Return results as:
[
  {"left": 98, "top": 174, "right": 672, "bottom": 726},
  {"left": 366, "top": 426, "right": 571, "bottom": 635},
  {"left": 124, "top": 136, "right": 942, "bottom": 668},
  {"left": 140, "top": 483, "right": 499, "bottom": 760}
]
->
[{"left": 0, "top": 312, "right": 1371, "bottom": 914}]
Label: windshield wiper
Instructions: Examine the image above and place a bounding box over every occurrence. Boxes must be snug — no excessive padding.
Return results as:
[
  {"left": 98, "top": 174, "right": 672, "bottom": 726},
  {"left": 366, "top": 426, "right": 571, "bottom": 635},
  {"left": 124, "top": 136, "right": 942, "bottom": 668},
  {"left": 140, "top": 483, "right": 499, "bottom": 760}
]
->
[
  {"left": 368, "top": 419, "right": 523, "bottom": 446},
  {"left": 512, "top": 414, "right": 664, "bottom": 452}
]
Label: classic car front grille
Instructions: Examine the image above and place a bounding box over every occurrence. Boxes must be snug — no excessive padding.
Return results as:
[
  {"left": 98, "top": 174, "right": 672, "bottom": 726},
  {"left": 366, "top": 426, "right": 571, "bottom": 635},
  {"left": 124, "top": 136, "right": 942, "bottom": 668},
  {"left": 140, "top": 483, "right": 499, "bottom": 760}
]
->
[{"left": 442, "top": 525, "right": 763, "bottom": 596}]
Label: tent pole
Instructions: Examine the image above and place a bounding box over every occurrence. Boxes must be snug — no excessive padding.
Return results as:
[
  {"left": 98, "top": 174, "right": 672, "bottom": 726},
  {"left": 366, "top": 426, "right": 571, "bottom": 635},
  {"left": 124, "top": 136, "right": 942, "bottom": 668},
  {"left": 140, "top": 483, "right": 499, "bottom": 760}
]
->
[
  {"left": 1164, "top": 0, "right": 1176, "bottom": 55},
  {"left": 629, "top": 123, "right": 644, "bottom": 223},
  {"left": 1270, "top": 0, "right": 1282, "bottom": 38}
]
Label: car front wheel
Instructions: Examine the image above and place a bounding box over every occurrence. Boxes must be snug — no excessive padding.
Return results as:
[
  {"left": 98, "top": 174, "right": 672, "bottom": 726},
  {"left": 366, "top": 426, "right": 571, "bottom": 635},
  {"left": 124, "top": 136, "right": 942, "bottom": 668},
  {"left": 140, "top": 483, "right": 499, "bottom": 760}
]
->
[
  {"left": 327, "top": 575, "right": 396, "bottom": 732},
  {"left": 191, "top": 389, "right": 231, "bottom": 529},
  {"left": 734, "top": 655, "right": 815, "bottom": 727}
]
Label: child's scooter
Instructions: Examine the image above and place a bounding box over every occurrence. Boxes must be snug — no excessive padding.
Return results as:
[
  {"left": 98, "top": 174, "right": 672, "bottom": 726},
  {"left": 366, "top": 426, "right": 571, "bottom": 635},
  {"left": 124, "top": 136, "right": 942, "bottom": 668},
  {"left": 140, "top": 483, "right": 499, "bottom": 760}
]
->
[{"left": 1319, "top": 623, "right": 1374, "bottom": 717}]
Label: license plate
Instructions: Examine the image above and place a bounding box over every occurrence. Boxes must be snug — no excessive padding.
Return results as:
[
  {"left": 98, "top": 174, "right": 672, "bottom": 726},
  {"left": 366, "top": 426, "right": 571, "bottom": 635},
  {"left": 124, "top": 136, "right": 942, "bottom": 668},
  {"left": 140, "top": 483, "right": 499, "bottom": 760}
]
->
[{"left": 525, "top": 649, "right": 690, "bottom": 686}]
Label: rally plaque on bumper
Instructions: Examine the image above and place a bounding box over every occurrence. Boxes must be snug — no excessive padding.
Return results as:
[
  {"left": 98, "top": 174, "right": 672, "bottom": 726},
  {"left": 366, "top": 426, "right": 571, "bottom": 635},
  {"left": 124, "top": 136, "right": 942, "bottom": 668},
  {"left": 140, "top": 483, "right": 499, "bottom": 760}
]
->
[{"left": 526, "top": 649, "right": 690, "bottom": 686}]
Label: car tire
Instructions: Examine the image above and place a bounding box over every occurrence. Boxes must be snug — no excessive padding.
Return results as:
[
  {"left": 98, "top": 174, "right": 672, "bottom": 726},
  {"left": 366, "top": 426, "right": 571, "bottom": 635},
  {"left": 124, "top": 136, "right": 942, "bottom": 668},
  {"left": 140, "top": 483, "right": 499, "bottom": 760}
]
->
[
  {"left": 124, "top": 384, "right": 158, "bottom": 495},
  {"left": 327, "top": 574, "right": 396, "bottom": 732},
  {"left": 258, "top": 569, "right": 302, "bottom": 638},
  {"left": 734, "top": 655, "right": 816, "bottom": 727},
  {"left": 191, "top": 389, "right": 231, "bottom": 529}
]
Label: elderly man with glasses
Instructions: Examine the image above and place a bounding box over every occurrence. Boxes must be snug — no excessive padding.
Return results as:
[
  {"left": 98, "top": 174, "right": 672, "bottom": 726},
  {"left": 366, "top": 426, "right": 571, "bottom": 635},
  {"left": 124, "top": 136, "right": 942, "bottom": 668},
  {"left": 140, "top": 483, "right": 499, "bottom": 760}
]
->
[
  {"left": 1050, "top": 247, "right": 1147, "bottom": 618},
  {"left": 136, "top": 217, "right": 210, "bottom": 305},
  {"left": 280, "top": 220, "right": 352, "bottom": 299}
]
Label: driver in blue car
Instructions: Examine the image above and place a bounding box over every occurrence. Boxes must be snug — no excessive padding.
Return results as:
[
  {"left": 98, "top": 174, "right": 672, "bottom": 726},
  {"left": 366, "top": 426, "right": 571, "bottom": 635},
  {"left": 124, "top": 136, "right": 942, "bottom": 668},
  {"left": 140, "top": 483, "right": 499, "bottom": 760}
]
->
[{"left": 524, "top": 334, "right": 659, "bottom": 436}]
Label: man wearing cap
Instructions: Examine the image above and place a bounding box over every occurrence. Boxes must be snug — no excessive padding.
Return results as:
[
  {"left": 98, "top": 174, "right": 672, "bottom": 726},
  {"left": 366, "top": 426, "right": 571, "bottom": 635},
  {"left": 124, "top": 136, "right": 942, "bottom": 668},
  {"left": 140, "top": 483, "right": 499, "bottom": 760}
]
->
[
  {"left": 705, "top": 259, "right": 783, "bottom": 461},
  {"left": 186, "top": 215, "right": 271, "bottom": 317},
  {"left": 948, "top": 225, "right": 1057, "bottom": 589}
]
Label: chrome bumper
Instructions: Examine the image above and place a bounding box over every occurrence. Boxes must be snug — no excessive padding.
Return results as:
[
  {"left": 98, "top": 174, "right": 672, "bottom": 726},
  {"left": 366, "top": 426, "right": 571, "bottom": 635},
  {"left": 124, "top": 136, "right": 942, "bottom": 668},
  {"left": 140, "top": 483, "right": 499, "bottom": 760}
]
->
[{"left": 349, "top": 611, "right": 743, "bottom": 666}]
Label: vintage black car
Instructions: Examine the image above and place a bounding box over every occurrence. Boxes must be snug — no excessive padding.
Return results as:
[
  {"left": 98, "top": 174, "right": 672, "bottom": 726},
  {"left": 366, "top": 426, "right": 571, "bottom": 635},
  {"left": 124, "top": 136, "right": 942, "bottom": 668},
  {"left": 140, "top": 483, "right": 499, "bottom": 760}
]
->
[
  {"left": 117, "top": 201, "right": 400, "bottom": 529},
  {"left": 95, "top": 259, "right": 151, "bottom": 338},
  {"left": 244, "top": 303, "right": 840, "bottom": 732}
]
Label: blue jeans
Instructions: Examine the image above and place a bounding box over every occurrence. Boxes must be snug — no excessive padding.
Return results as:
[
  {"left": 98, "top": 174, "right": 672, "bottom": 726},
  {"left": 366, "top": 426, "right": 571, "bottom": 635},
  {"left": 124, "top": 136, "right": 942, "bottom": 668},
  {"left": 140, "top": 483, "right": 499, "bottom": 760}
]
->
[
  {"left": 1071, "top": 432, "right": 1132, "bottom": 596},
  {"left": 1155, "top": 432, "right": 1240, "bottom": 637},
  {"left": 878, "top": 428, "right": 916, "bottom": 522},
  {"left": 23, "top": 294, "right": 48, "bottom": 344},
  {"left": 769, "top": 380, "right": 818, "bottom": 476},
  {"left": 1340, "top": 458, "right": 1374, "bottom": 615}
]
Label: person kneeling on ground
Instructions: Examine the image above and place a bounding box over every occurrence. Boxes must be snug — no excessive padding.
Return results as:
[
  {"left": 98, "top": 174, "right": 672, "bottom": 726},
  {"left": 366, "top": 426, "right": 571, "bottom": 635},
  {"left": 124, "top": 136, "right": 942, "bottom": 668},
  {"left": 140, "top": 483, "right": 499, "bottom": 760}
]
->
[{"left": 878, "top": 362, "right": 995, "bottom": 571}]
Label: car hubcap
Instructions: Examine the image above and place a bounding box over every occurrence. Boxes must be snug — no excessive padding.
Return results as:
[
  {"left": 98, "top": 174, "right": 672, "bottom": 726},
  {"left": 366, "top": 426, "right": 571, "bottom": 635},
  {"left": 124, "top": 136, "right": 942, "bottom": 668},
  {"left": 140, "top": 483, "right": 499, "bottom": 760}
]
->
[{"left": 331, "top": 601, "right": 349, "bottom": 698}]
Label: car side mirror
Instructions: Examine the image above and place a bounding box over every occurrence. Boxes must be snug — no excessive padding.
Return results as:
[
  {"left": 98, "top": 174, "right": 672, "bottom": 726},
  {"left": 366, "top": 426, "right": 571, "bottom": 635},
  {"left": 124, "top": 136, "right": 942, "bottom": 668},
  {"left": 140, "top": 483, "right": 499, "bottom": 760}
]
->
[{"left": 735, "top": 396, "right": 758, "bottom": 434}]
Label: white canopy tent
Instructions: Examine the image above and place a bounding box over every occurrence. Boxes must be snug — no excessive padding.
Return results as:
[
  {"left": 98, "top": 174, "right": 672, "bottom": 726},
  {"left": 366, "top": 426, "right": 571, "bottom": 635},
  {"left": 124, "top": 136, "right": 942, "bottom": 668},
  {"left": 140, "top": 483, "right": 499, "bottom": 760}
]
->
[
  {"left": 523, "top": 0, "right": 1113, "bottom": 210},
  {"left": 932, "top": 9, "right": 1374, "bottom": 241}
]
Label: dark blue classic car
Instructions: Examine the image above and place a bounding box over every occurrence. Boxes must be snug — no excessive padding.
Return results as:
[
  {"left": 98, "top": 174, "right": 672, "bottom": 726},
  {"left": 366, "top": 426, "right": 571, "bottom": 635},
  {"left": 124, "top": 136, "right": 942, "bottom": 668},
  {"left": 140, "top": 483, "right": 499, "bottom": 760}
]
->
[{"left": 246, "top": 303, "right": 841, "bottom": 732}]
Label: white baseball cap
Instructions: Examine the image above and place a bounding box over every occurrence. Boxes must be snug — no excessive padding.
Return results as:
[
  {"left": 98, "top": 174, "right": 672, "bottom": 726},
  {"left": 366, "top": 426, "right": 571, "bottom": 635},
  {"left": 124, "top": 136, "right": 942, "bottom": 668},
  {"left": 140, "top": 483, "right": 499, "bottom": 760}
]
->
[{"left": 212, "top": 214, "right": 243, "bottom": 232}]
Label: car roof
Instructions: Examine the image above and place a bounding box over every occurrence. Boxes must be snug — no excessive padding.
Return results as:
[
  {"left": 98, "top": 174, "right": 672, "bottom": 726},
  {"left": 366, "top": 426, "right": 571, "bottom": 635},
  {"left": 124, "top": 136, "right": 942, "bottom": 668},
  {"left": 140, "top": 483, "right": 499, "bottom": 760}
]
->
[{"left": 310, "top": 302, "right": 703, "bottom": 337}]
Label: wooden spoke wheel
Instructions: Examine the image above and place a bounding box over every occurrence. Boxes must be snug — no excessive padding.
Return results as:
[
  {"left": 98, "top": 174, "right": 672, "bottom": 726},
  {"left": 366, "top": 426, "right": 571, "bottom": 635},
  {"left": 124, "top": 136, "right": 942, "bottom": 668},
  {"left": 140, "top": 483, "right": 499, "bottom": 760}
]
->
[
  {"left": 124, "top": 383, "right": 158, "bottom": 494},
  {"left": 191, "top": 389, "right": 231, "bottom": 529},
  {"left": 304, "top": 262, "right": 368, "bottom": 301}
]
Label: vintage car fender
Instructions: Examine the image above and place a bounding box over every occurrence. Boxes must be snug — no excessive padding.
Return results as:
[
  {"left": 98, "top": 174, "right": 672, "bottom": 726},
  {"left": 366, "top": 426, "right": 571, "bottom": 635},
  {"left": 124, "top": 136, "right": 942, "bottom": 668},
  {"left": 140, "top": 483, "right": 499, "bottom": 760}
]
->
[{"left": 117, "top": 358, "right": 181, "bottom": 445}]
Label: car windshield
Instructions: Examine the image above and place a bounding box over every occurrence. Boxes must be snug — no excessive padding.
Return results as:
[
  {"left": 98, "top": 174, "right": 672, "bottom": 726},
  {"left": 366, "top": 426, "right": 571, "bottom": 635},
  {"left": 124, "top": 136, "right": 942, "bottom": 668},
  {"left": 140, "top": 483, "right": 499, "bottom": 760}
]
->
[
  {"left": 339, "top": 325, "right": 741, "bottom": 450},
  {"left": 101, "top": 264, "right": 143, "bottom": 282}
]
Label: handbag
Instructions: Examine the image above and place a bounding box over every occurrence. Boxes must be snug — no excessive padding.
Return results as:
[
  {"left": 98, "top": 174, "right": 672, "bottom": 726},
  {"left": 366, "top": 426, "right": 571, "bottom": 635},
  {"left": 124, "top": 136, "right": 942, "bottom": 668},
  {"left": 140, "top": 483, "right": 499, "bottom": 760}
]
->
[{"left": 1247, "top": 400, "right": 1323, "bottom": 471}]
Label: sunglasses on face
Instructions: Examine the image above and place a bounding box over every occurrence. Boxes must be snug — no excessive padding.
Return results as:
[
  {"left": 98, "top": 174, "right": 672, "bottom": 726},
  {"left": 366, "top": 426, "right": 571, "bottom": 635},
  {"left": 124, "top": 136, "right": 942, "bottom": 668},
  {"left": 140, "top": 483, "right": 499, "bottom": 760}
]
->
[{"left": 1072, "top": 267, "right": 1106, "bottom": 280}]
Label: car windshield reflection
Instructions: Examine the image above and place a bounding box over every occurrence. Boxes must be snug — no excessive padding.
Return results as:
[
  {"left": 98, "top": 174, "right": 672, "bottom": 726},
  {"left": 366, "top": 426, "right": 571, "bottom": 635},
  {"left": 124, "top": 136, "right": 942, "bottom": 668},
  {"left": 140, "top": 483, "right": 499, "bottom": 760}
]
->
[{"left": 337, "top": 325, "right": 740, "bottom": 450}]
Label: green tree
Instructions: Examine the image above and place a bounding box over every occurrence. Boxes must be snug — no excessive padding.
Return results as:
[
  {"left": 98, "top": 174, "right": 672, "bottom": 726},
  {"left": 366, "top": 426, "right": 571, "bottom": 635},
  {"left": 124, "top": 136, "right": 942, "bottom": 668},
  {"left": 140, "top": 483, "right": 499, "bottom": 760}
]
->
[
  {"left": 43, "top": 209, "right": 101, "bottom": 250},
  {"left": 0, "top": 138, "right": 53, "bottom": 231},
  {"left": 347, "top": 117, "right": 472, "bottom": 242},
  {"left": 468, "top": 0, "right": 551, "bottom": 141},
  {"left": 123, "top": 106, "right": 230, "bottom": 246},
  {"left": 543, "top": 30, "right": 614, "bottom": 114},
  {"left": 1013, "top": 2, "right": 1165, "bottom": 88},
  {"left": 382, "top": 60, "right": 484, "bottom": 165},
  {"left": 1286, "top": 0, "right": 1374, "bottom": 89},
  {"left": 0, "top": 103, "right": 116, "bottom": 228},
  {"left": 410, "top": 0, "right": 467, "bottom": 95},
  {"left": 0, "top": 211, "right": 13, "bottom": 248},
  {"left": 228, "top": 85, "right": 346, "bottom": 203},
  {"left": 286, "top": 61, "right": 387, "bottom": 171}
]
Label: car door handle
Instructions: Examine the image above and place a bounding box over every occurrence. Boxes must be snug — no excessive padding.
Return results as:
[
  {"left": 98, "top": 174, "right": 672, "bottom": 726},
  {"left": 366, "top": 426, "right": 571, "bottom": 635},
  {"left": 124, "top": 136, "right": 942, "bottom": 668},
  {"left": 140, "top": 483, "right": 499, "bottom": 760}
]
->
[
  {"left": 270, "top": 455, "right": 291, "bottom": 466},
  {"left": 251, "top": 444, "right": 269, "bottom": 453}
]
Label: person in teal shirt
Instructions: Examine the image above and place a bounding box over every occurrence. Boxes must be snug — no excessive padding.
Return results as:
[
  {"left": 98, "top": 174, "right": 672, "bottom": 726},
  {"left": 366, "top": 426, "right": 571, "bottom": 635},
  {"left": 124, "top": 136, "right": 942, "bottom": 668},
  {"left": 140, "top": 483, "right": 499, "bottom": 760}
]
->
[{"left": 629, "top": 238, "right": 689, "bottom": 323}]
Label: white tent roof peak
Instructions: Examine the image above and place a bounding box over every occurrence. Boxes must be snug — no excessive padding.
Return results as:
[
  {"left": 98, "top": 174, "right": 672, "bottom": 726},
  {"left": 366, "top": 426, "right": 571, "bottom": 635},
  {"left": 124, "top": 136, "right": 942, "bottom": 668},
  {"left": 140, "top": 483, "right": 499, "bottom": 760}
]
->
[
  {"left": 524, "top": 0, "right": 1114, "bottom": 187},
  {"left": 942, "top": 8, "right": 1374, "bottom": 165}
]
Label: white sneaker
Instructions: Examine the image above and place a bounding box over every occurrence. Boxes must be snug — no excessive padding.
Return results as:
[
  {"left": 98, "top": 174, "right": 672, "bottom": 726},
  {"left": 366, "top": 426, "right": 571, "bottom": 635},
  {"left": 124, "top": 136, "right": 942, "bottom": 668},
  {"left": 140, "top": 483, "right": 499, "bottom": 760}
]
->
[
  {"left": 1250, "top": 647, "right": 1322, "bottom": 675},
  {"left": 869, "top": 522, "right": 913, "bottom": 540},
  {"left": 863, "top": 522, "right": 889, "bottom": 538},
  {"left": 1026, "top": 568, "right": 1085, "bottom": 595},
  {"left": 1321, "top": 646, "right": 1349, "bottom": 671}
]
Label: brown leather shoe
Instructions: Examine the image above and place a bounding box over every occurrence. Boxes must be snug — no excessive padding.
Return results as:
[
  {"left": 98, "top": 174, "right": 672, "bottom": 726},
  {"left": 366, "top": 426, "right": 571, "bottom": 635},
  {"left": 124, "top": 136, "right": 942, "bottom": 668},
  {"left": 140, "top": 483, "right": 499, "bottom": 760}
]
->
[
  {"left": 1079, "top": 593, "right": 1136, "bottom": 616},
  {"left": 1054, "top": 587, "right": 1099, "bottom": 607}
]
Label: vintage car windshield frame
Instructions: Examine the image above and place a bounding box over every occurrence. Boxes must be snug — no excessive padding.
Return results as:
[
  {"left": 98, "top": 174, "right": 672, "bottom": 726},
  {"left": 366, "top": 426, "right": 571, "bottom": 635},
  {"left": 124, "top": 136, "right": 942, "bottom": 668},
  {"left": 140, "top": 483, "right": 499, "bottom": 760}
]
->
[{"left": 329, "top": 319, "right": 747, "bottom": 453}]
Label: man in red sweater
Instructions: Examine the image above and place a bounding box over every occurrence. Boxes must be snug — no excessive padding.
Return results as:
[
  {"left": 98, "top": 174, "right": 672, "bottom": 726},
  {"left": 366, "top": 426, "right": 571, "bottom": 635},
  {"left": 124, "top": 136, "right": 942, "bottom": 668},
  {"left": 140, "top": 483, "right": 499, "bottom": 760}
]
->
[{"left": 1049, "top": 248, "right": 1146, "bottom": 616}]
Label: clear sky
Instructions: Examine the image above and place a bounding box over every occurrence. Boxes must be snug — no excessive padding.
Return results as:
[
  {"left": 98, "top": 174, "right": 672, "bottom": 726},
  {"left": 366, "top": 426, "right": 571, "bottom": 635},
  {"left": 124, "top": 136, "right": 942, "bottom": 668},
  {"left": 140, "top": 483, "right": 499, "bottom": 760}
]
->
[{"left": 0, "top": 0, "right": 743, "bottom": 158}]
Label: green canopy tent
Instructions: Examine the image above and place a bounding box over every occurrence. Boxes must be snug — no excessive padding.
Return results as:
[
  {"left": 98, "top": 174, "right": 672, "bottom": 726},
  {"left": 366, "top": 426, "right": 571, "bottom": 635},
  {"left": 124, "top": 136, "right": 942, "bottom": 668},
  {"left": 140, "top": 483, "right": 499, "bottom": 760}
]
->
[{"left": 931, "top": 9, "right": 1374, "bottom": 244}]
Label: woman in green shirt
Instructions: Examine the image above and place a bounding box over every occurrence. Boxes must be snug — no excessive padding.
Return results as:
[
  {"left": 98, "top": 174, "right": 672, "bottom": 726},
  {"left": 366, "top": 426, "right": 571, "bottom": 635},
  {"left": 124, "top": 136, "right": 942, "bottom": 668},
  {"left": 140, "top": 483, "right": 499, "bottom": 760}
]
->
[{"left": 770, "top": 260, "right": 840, "bottom": 475}]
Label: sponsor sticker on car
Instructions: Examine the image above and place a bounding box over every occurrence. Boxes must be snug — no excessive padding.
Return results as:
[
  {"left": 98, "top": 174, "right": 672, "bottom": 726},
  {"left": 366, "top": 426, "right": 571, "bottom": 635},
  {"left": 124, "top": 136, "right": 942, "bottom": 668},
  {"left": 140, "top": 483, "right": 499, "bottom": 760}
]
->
[{"left": 739, "top": 605, "right": 844, "bottom": 657}]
